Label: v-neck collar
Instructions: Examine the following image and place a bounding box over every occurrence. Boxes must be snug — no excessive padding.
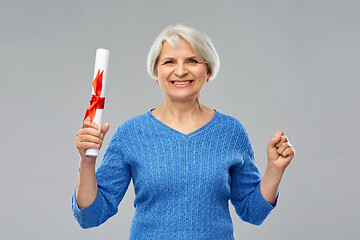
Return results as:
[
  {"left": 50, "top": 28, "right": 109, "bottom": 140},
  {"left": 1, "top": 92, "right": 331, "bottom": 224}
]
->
[{"left": 147, "top": 108, "right": 220, "bottom": 138}]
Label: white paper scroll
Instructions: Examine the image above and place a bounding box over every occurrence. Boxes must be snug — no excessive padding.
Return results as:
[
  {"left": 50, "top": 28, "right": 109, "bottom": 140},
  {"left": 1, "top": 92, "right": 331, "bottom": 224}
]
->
[{"left": 85, "top": 48, "right": 110, "bottom": 157}]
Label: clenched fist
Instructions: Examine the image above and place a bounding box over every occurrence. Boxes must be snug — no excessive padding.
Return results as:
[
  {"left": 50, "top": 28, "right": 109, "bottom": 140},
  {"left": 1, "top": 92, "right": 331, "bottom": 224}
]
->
[{"left": 267, "top": 130, "right": 295, "bottom": 172}]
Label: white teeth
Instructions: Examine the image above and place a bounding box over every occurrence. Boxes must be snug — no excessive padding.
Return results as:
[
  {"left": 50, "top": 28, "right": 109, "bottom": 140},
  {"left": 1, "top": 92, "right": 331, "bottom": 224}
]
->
[{"left": 173, "top": 81, "right": 191, "bottom": 85}]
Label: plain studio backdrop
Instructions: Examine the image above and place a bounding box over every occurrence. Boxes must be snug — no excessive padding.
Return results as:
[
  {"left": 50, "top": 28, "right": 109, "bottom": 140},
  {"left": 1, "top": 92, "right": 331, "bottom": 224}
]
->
[{"left": 1, "top": 0, "right": 359, "bottom": 239}]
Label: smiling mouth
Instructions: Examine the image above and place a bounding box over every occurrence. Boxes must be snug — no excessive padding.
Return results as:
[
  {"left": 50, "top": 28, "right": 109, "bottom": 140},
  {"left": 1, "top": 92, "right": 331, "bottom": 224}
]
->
[{"left": 171, "top": 80, "right": 193, "bottom": 85}]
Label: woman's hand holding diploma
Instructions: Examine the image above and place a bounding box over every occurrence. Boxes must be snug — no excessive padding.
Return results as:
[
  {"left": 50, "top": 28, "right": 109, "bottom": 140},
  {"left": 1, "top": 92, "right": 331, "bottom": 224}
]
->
[
  {"left": 75, "top": 120, "right": 110, "bottom": 209},
  {"left": 261, "top": 130, "right": 295, "bottom": 206},
  {"left": 76, "top": 120, "right": 110, "bottom": 163}
]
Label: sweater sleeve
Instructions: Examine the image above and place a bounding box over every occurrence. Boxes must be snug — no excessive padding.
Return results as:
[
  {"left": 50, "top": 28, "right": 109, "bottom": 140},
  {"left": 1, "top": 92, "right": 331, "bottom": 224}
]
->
[
  {"left": 229, "top": 127, "right": 277, "bottom": 226},
  {"left": 72, "top": 127, "right": 132, "bottom": 228}
]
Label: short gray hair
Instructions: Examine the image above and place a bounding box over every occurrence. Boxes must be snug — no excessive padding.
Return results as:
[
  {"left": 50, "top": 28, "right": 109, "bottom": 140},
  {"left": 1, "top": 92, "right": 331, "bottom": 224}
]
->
[{"left": 147, "top": 24, "right": 220, "bottom": 81}]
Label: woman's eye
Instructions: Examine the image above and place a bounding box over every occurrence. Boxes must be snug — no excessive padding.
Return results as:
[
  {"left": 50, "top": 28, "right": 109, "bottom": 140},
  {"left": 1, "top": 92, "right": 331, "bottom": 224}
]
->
[
  {"left": 163, "top": 60, "right": 173, "bottom": 64},
  {"left": 188, "top": 59, "right": 198, "bottom": 64}
]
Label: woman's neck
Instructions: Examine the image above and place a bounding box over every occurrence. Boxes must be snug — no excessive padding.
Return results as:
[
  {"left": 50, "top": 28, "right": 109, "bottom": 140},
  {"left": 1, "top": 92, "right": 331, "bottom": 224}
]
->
[{"left": 153, "top": 97, "right": 212, "bottom": 123}]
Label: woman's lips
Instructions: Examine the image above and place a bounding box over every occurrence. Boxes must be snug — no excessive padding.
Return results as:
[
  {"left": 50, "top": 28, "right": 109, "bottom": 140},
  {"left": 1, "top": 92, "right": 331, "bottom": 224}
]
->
[{"left": 170, "top": 80, "right": 194, "bottom": 87}]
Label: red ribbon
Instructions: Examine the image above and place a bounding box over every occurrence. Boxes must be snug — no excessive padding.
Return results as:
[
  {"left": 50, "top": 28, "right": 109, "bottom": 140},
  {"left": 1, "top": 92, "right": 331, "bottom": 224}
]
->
[{"left": 84, "top": 70, "right": 105, "bottom": 123}]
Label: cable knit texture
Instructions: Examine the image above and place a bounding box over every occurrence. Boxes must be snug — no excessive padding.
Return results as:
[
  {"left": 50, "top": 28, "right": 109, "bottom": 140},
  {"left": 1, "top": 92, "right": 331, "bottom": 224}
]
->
[{"left": 72, "top": 109, "right": 276, "bottom": 239}]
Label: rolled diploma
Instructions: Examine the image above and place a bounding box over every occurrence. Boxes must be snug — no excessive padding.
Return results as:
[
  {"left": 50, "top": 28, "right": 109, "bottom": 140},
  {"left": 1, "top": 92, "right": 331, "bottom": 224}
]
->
[{"left": 85, "top": 48, "right": 110, "bottom": 157}]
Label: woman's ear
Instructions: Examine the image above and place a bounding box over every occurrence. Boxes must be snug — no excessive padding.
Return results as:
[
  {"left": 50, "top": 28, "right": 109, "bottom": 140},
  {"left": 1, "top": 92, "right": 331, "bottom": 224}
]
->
[
  {"left": 206, "top": 70, "right": 211, "bottom": 82},
  {"left": 154, "top": 67, "right": 158, "bottom": 79}
]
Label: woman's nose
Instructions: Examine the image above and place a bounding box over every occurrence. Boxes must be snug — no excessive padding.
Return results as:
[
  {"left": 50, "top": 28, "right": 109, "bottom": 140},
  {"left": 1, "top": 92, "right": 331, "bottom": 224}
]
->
[{"left": 174, "top": 63, "right": 188, "bottom": 77}]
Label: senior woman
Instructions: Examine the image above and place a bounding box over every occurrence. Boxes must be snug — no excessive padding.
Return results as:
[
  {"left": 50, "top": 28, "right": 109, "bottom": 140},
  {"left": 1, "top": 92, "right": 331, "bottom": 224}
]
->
[{"left": 72, "top": 24, "right": 295, "bottom": 239}]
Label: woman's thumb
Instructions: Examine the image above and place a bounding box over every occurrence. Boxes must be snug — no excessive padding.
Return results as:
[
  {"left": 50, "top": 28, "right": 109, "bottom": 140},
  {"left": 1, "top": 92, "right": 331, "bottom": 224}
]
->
[{"left": 101, "top": 122, "right": 110, "bottom": 136}]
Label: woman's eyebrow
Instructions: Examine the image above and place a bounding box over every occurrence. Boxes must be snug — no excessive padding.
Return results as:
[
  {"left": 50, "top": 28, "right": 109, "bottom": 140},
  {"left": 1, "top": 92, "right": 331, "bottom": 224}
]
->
[
  {"left": 159, "top": 57, "right": 174, "bottom": 61},
  {"left": 186, "top": 55, "right": 199, "bottom": 59}
]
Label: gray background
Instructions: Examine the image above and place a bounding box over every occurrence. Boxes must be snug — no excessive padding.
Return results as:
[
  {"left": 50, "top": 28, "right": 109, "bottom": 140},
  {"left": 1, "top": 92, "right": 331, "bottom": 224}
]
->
[{"left": 1, "top": 0, "right": 359, "bottom": 239}]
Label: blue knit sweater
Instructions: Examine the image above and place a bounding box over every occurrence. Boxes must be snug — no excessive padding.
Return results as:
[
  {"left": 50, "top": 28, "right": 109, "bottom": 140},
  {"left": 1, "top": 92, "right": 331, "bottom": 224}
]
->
[{"left": 72, "top": 109, "right": 276, "bottom": 239}]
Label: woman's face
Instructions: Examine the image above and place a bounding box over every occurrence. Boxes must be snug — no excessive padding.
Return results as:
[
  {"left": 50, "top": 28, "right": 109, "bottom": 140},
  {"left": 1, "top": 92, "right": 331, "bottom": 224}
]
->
[{"left": 156, "top": 37, "right": 210, "bottom": 102}]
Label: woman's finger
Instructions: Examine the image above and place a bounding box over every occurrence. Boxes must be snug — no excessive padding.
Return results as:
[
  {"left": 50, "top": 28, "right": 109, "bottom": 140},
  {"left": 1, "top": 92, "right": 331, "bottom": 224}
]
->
[
  {"left": 101, "top": 122, "right": 110, "bottom": 137},
  {"left": 267, "top": 129, "right": 284, "bottom": 150},
  {"left": 77, "top": 134, "right": 103, "bottom": 145},
  {"left": 77, "top": 127, "right": 102, "bottom": 139},
  {"left": 82, "top": 120, "right": 99, "bottom": 130},
  {"left": 277, "top": 142, "right": 292, "bottom": 155},
  {"left": 76, "top": 141, "right": 102, "bottom": 151},
  {"left": 281, "top": 146, "right": 295, "bottom": 158},
  {"left": 276, "top": 135, "right": 288, "bottom": 148},
  {"left": 76, "top": 134, "right": 103, "bottom": 150}
]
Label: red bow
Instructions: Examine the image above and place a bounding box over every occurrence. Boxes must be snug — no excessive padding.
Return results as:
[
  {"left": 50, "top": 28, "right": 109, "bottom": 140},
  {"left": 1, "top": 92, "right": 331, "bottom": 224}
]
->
[{"left": 84, "top": 70, "right": 105, "bottom": 123}]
